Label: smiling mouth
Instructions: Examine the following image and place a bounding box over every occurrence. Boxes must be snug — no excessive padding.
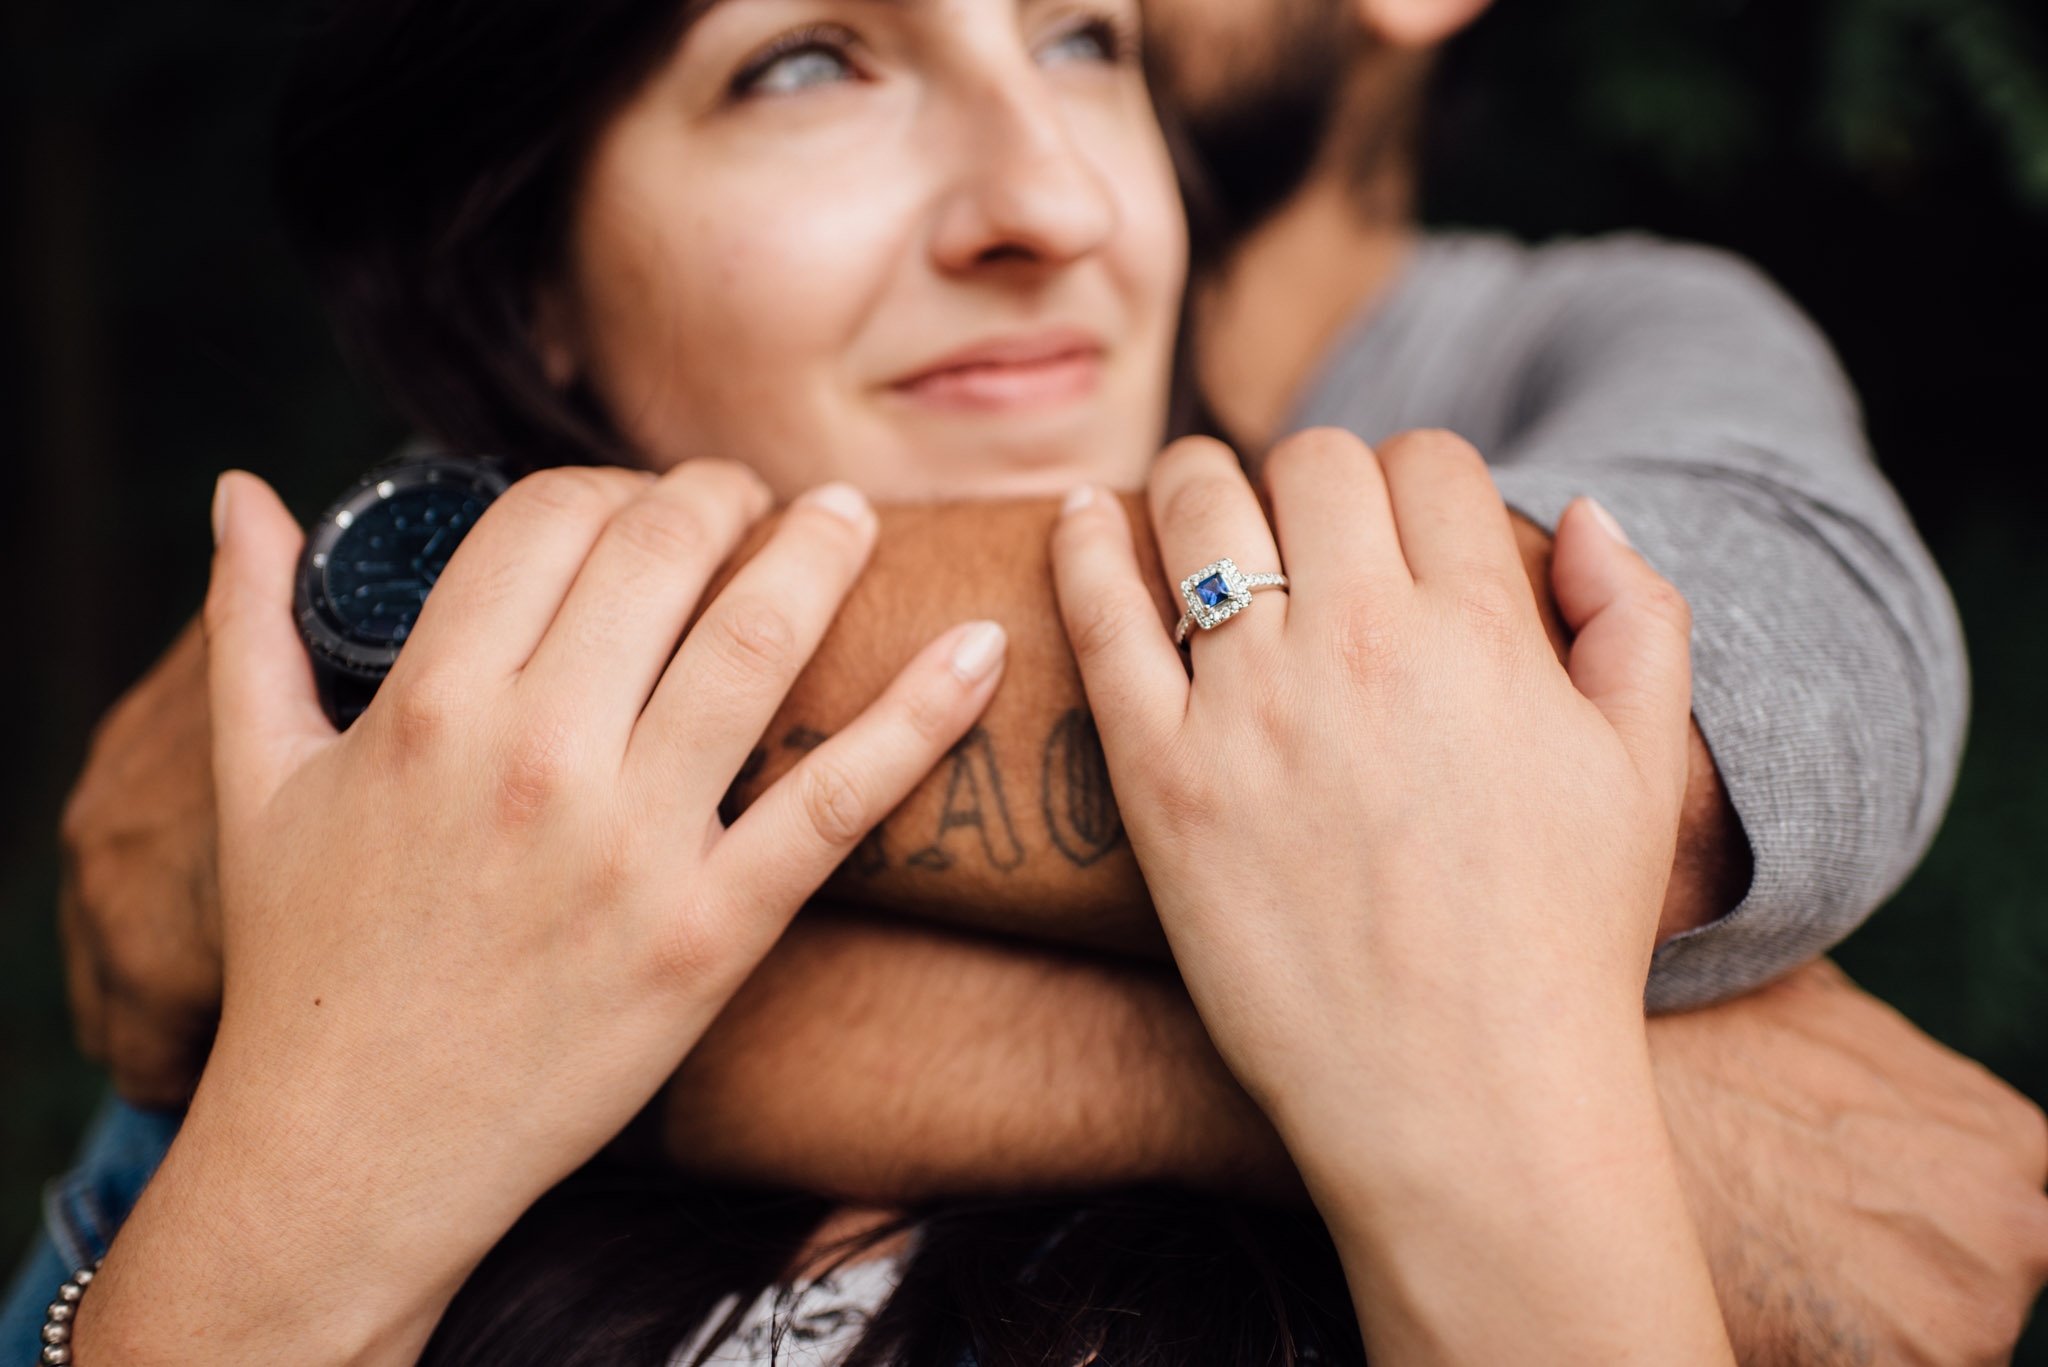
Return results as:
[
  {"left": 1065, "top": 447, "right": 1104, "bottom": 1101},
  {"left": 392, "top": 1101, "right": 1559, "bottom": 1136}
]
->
[{"left": 892, "top": 332, "right": 1106, "bottom": 412}]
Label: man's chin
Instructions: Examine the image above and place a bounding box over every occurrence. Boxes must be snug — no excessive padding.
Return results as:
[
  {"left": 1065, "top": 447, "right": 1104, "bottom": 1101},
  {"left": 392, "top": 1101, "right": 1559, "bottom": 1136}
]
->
[{"left": 1149, "top": 0, "right": 1352, "bottom": 240}]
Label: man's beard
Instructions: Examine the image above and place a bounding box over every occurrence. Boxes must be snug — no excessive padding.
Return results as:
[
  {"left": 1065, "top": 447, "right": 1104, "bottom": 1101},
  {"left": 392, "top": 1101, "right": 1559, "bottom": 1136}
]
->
[{"left": 1167, "top": 1, "right": 1351, "bottom": 243}]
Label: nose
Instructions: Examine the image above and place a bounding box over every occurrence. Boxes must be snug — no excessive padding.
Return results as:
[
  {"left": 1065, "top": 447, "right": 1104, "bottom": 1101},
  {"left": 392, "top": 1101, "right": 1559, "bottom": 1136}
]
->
[{"left": 928, "top": 68, "right": 1119, "bottom": 276}]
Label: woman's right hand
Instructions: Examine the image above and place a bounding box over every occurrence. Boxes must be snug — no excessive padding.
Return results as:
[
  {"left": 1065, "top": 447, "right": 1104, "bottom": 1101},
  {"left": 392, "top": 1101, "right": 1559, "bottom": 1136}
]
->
[{"left": 75, "top": 462, "right": 1007, "bottom": 1367}]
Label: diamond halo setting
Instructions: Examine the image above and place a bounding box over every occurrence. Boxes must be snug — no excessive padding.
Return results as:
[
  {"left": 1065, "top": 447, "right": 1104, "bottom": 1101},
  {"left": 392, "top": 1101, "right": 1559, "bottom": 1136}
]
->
[{"left": 1174, "top": 557, "right": 1288, "bottom": 645}]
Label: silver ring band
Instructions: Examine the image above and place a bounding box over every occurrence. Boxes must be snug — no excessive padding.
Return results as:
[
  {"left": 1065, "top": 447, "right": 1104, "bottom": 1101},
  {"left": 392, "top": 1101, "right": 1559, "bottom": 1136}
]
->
[{"left": 1174, "top": 558, "right": 1289, "bottom": 645}]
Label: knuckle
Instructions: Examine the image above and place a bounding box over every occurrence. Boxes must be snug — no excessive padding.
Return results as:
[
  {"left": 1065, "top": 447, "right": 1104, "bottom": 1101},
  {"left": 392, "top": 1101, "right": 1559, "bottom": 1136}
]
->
[
  {"left": 704, "top": 598, "right": 800, "bottom": 681},
  {"left": 649, "top": 901, "right": 737, "bottom": 992},
  {"left": 1148, "top": 754, "right": 1226, "bottom": 836},
  {"left": 379, "top": 668, "right": 466, "bottom": 761},
  {"left": 897, "top": 681, "right": 958, "bottom": 746},
  {"left": 1158, "top": 473, "right": 1246, "bottom": 538},
  {"left": 511, "top": 466, "right": 619, "bottom": 520},
  {"left": 1377, "top": 427, "right": 1484, "bottom": 472},
  {"left": 579, "top": 823, "right": 643, "bottom": 911},
  {"left": 1449, "top": 569, "right": 1529, "bottom": 643},
  {"left": 795, "top": 757, "right": 872, "bottom": 849},
  {"left": 1063, "top": 595, "right": 1150, "bottom": 663},
  {"left": 491, "top": 715, "right": 579, "bottom": 827},
  {"left": 786, "top": 498, "right": 870, "bottom": 559},
  {"left": 1154, "top": 434, "right": 1238, "bottom": 480},
  {"left": 1638, "top": 578, "right": 1695, "bottom": 636},
  {"left": 1264, "top": 426, "right": 1371, "bottom": 484},
  {"left": 1326, "top": 595, "right": 1410, "bottom": 692},
  {"left": 683, "top": 458, "right": 771, "bottom": 513},
  {"left": 610, "top": 497, "right": 711, "bottom": 567}
]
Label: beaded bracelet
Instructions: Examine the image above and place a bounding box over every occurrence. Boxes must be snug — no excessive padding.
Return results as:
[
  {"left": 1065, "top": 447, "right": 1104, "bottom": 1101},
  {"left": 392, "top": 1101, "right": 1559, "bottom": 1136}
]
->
[{"left": 39, "top": 1257, "right": 101, "bottom": 1366}]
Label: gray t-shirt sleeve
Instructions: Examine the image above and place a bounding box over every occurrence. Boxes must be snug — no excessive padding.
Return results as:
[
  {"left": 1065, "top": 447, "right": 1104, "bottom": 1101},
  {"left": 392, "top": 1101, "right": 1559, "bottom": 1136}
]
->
[{"left": 1289, "top": 233, "right": 1967, "bottom": 1011}]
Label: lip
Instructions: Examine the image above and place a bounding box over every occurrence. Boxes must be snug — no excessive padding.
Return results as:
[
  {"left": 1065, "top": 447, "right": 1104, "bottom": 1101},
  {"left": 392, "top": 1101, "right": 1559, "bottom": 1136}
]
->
[{"left": 890, "top": 328, "right": 1106, "bottom": 412}]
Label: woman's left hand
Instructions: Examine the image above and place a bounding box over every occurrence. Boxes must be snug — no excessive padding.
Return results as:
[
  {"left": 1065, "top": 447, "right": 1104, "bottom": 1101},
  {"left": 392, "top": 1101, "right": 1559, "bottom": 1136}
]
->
[
  {"left": 1051, "top": 427, "right": 1731, "bottom": 1365},
  {"left": 74, "top": 464, "right": 1006, "bottom": 1367}
]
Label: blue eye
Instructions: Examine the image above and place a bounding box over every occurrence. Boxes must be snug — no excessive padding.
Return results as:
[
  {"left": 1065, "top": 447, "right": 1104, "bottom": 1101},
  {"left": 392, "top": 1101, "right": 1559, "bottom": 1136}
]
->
[
  {"left": 733, "top": 29, "right": 860, "bottom": 98},
  {"left": 1037, "top": 19, "right": 1124, "bottom": 68},
  {"left": 753, "top": 46, "right": 853, "bottom": 94}
]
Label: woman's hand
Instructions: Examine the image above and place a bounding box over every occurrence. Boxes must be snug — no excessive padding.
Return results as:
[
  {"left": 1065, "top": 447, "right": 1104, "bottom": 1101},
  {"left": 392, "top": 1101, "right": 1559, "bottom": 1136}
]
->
[
  {"left": 1051, "top": 428, "right": 1731, "bottom": 1365},
  {"left": 75, "top": 462, "right": 1006, "bottom": 1367}
]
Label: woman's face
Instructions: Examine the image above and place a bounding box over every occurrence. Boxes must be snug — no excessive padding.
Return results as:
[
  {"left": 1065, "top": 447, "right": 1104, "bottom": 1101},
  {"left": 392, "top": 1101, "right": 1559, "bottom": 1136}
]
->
[{"left": 552, "top": 0, "right": 1187, "bottom": 502}]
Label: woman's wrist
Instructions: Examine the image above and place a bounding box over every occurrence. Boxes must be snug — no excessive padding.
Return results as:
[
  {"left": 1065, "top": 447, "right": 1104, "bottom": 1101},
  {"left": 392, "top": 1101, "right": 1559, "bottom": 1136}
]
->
[
  {"left": 71, "top": 1039, "right": 484, "bottom": 1366},
  {"left": 1275, "top": 1030, "right": 1732, "bottom": 1366}
]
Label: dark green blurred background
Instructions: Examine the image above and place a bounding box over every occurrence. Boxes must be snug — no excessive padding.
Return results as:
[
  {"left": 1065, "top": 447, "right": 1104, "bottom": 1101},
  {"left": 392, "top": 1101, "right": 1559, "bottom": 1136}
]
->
[{"left": 4, "top": 0, "right": 2045, "bottom": 1353}]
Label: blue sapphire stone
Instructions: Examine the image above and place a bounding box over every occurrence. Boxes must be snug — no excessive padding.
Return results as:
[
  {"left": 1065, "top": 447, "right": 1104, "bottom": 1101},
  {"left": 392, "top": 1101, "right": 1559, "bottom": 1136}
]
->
[{"left": 1194, "top": 573, "right": 1230, "bottom": 607}]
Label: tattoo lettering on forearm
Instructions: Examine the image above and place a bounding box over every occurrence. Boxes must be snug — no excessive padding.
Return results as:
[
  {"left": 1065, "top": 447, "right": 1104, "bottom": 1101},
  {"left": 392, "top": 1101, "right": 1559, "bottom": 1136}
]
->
[
  {"left": 762, "top": 714, "right": 1115, "bottom": 879},
  {"left": 780, "top": 725, "right": 887, "bottom": 876},
  {"left": 905, "top": 726, "right": 1025, "bottom": 873},
  {"left": 1042, "top": 709, "right": 1123, "bottom": 867}
]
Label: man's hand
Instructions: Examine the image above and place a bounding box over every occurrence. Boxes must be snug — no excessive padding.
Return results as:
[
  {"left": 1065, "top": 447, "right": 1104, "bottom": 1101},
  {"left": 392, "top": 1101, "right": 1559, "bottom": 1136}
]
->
[
  {"left": 59, "top": 618, "right": 221, "bottom": 1108},
  {"left": 1656, "top": 959, "right": 2048, "bottom": 1366}
]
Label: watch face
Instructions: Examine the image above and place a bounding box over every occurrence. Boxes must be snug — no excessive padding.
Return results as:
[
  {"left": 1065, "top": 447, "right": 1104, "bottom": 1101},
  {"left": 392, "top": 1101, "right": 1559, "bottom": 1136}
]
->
[{"left": 319, "top": 485, "right": 487, "bottom": 644}]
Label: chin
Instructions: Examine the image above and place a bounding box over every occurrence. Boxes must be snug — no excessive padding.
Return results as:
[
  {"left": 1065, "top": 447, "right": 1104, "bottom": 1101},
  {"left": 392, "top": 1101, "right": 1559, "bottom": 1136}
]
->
[{"left": 894, "top": 410, "right": 1156, "bottom": 501}]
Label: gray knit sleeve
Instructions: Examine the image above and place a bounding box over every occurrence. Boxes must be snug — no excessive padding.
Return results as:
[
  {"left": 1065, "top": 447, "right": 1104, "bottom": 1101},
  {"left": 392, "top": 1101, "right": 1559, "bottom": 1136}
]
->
[{"left": 1475, "top": 237, "right": 1967, "bottom": 1011}]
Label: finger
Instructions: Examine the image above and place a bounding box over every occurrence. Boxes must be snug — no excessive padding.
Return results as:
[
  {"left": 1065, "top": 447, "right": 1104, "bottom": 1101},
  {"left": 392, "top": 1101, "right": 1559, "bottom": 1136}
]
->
[
  {"left": 519, "top": 460, "right": 773, "bottom": 748},
  {"left": 628, "top": 482, "right": 878, "bottom": 792},
  {"left": 383, "top": 465, "right": 654, "bottom": 688},
  {"left": 704, "top": 619, "right": 1008, "bottom": 958},
  {"left": 1551, "top": 498, "right": 1693, "bottom": 806},
  {"left": 1374, "top": 429, "right": 1526, "bottom": 587},
  {"left": 1049, "top": 485, "right": 1188, "bottom": 763},
  {"left": 1259, "top": 427, "right": 1407, "bottom": 600},
  {"left": 1146, "top": 436, "right": 1286, "bottom": 663},
  {"left": 203, "top": 471, "right": 332, "bottom": 821}
]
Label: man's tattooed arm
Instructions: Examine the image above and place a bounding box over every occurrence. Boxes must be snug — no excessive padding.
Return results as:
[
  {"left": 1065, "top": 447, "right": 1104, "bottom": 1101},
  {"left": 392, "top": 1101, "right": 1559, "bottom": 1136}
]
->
[
  {"left": 715, "top": 497, "right": 1172, "bottom": 955},
  {"left": 713, "top": 496, "right": 1746, "bottom": 954}
]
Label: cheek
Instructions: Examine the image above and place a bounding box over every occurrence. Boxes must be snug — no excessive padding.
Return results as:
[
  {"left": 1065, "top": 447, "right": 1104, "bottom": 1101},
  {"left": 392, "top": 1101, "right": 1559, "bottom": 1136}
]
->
[
  {"left": 1092, "top": 103, "right": 1190, "bottom": 385},
  {"left": 570, "top": 129, "right": 923, "bottom": 481}
]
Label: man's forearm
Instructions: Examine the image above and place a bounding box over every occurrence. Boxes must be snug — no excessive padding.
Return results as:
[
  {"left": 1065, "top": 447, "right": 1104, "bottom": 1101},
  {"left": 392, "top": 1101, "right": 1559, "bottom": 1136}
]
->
[
  {"left": 657, "top": 909, "right": 1295, "bottom": 1202},
  {"left": 721, "top": 497, "right": 1747, "bottom": 950},
  {"left": 713, "top": 497, "right": 1171, "bottom": 953},
  {"left": 663, "top": 927, "right": 2048, "bottom": 1367}
]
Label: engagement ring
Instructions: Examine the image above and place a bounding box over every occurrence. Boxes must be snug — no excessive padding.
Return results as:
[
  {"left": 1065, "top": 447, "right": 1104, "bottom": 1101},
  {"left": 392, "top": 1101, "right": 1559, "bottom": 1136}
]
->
[{"left": 1174, "top": 557, "right": 1288, "bottom": 645}]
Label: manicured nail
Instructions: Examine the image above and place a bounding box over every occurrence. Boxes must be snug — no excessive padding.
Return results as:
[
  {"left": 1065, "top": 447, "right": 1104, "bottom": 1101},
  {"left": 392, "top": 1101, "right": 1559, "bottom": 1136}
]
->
[
  {"left": 211, "top": 473, "right": 231, "bottom": 546},
  {"left": 948, "top": 621, "right": 1007, "bottom": 684},
  {"left": 800, "top": 481, "right": 873, "bottom": 528},
  {"left": 1061, "top": 484, "right": 1096, "bottom": 516},
  {"left": 1584, "top": 498, "right": 1632, "bottom": 549}
]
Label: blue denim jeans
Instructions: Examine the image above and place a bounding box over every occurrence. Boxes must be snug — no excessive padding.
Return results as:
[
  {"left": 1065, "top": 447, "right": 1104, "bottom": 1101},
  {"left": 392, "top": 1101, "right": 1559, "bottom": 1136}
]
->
[{"left": 1, "top": 1094, "right": 179, "bottom": 1365}]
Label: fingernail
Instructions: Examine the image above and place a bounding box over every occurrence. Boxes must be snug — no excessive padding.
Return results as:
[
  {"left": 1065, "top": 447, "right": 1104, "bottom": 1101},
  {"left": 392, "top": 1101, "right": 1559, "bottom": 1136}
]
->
[
  {"left": 1583, "top": 498, "right": 1632, "bottom": 549},
  {"left": 211, "top": 473, "right": 231, "bottom": 546},
  {"left": 948, "top": 621, "right": 1007, "bottom": 684},
  {"left": 1061, "top": 484, "right": 1096, "bottom": 516},
  {"left": 799, "top": 481, "right": 872, "bottom": 528}
]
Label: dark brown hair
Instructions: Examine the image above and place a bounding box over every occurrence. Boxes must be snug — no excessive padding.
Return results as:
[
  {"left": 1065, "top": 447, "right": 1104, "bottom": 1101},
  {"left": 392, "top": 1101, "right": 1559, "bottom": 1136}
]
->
[{"left": 419, "top": 1161, "right": 1368, "bottom": 1367}]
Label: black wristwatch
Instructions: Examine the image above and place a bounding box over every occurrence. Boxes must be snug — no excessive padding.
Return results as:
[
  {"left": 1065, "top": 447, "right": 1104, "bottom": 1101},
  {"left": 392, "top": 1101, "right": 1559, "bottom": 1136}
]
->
[{"left": 294, "top": 452, "right": 511, "bottom": 728}]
